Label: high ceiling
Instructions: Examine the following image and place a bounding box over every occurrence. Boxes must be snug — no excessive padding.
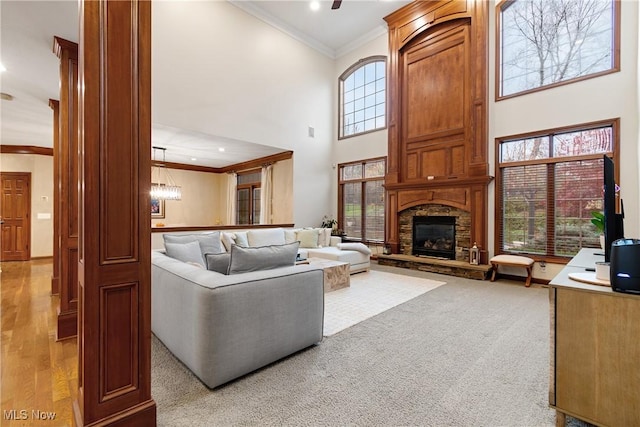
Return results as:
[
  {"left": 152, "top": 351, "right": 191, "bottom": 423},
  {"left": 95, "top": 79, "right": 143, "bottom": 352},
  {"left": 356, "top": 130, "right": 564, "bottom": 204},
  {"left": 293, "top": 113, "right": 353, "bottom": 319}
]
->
[{"left": 0, "top": 0, "right": 409, "bottom": 167}]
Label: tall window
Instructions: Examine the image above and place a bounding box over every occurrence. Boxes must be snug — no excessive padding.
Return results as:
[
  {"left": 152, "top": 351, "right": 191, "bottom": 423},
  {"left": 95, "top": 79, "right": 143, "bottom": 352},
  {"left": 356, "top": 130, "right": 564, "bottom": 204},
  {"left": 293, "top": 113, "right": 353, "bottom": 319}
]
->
[
  {"left": 339, "top": 158, "right": 385, "bottom": 242},
  {"left": 496, "top": 120, "right": 617, "bottom": 259},
  {"left": 236, "top": 170, "right": 261, "bottom": 225},
  {"left": 339, "top": 56, "right": 386, "bottom": 139},
  {"left": 497, "top": 0, "right": 619, "bottom": 99}
]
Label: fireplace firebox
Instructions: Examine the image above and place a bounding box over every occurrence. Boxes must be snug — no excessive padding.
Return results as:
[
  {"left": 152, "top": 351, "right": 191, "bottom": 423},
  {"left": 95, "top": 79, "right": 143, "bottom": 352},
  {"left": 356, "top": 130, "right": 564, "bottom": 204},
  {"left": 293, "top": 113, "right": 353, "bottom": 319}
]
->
[{"left": 412, "top": 216, "right": 456, "bottom": 259}]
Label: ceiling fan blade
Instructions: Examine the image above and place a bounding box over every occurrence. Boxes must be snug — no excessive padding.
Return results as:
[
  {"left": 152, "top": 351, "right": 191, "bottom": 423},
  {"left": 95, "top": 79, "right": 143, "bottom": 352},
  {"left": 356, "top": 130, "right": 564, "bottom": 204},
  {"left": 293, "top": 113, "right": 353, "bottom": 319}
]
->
[{"left": 331, "top": 0, "right": 342, "bottom": 10}]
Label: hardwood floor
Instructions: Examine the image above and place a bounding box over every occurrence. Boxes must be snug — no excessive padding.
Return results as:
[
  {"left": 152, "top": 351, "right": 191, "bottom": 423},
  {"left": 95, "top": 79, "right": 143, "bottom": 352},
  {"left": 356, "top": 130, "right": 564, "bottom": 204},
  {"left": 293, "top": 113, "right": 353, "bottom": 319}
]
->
[{"left": 1, "top": 259, "right": 76, "bottom": 426}]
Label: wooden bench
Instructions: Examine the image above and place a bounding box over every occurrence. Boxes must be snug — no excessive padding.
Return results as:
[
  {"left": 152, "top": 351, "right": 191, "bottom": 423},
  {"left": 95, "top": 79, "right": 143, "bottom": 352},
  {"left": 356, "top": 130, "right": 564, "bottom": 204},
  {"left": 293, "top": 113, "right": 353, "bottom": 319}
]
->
[{"left": 490, "top": 254, "right": 535, "bottom": 287}]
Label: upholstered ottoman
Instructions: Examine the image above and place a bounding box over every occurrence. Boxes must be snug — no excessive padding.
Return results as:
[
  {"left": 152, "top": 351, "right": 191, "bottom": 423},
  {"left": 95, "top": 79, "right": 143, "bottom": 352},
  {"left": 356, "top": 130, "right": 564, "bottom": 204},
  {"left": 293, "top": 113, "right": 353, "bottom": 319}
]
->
[{"left": 490, "top": 254, "right": 535, "bottom": 287}]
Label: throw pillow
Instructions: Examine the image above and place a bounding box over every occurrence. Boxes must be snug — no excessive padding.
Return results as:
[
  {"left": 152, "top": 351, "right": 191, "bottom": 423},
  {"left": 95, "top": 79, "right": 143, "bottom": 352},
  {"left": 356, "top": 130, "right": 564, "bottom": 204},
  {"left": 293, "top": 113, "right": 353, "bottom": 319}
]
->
[
  {"left": 234, "top": 231, "right": 249, "bottom": 247},
  {"left": 164, "top": 241, "right": 205, "bottom": 268},
  {"left": 163, "top": 232, "right": 223, "bottom": 256},
  {"left": 337, "top": 242, "right": 372, "bottom": 255},
  {"left": 205, "top": 253, "right": 231, "bottom": 274},
  {"left": 247, "top": 228, "right": 285, "bottom": 247},
  {"left": 296, "top": 229, "right": 319, "bottom": 248},
  {"left": 221, "top": 232, "right": 236, "bottom": 252},
  {"left": 284, "top": 229, "right": 299, "bottom": 244},
  {"left": 228, "top": 242, "right": 300, "bottom": 275},
  {"left": 314, "top": 228, "right": 332, "bottom": 247}
]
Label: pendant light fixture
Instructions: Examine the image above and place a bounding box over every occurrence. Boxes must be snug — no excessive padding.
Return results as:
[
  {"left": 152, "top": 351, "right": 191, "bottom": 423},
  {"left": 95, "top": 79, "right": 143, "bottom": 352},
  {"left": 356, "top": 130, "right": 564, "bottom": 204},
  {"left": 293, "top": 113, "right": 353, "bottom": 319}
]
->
[{"left": 151, "top": 146, "right": 182, "bottom": 200}]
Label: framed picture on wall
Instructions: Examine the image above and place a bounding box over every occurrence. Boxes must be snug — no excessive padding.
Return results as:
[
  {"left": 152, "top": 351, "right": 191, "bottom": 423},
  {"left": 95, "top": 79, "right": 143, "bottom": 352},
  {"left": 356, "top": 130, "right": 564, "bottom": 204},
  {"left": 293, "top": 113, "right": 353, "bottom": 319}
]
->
[{"left": 151, "top": 188, "right": 165, "bottom": 219}]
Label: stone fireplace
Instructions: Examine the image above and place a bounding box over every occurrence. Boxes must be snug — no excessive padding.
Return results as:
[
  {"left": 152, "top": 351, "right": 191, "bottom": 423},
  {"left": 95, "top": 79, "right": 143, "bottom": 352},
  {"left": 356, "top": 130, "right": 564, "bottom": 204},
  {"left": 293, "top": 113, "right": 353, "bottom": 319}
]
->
[{"left": 400, "top": 204, "right": 471, "bottom": 263}]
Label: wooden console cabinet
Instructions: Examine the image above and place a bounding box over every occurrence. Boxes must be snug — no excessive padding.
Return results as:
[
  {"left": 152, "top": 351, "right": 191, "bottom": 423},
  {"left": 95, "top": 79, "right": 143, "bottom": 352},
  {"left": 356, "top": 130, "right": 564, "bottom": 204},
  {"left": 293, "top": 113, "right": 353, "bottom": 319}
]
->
[{"left": 549, "top": 249, "right": 640, "bottom": 426}]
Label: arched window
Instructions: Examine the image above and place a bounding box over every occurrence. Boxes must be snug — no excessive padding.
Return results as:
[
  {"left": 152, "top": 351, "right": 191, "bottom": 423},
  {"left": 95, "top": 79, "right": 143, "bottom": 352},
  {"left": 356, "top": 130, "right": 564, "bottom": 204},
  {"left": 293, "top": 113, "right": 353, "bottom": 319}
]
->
[{"left": 339, "top": 56, "right": 386, "bottom": 139}]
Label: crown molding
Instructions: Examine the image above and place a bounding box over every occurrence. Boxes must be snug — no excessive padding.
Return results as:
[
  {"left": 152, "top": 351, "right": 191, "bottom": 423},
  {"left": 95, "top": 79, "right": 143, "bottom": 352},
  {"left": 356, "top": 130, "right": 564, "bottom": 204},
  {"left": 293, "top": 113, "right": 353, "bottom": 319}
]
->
[
  {"left": 335, "top": 24, "right": 388, "bottom": 59},
  {"left": 153, "top": 150, "right": 293, "bottom": 175},
  {"left": 228, "top": 0, "right": 336, "bottom": 59}
]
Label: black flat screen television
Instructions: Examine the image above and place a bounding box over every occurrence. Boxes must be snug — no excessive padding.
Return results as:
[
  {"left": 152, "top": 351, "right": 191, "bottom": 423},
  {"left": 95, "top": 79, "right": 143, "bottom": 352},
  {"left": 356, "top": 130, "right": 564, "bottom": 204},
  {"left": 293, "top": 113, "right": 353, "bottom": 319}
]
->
[{"left": 603, "top": 155, "right": 624, "bottom": 262}]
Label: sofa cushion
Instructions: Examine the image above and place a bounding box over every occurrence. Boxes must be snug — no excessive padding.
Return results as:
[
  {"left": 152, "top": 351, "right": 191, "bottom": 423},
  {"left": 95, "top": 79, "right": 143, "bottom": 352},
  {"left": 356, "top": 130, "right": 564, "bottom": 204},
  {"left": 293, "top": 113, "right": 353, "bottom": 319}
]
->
[
  {"left": 297, "top": 229, "right": 319, "bottom": 248},
  {"left": 228, "top": 242, "right": 300, "bottom": 274},
  {"left": 205, "top": 253, "right": 231, "bottom": 274},
  {"left": 247, "top": 228, "right": 285, "bottom": 247},
  {"left": 164, "top": 241, "right": 206, "bottom": 268},
  {"left": 163, "top": 232, "right": 223, "bottom": 256}
]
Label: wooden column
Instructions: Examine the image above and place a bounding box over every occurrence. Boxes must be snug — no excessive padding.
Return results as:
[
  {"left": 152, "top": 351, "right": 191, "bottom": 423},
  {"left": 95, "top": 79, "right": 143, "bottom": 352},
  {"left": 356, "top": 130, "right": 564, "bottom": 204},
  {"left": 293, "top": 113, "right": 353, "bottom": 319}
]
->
[
  {"left": 74, "top": 0, "right": 156, "bottom": 425},
  {"left": 53, "top": 36, "right": 79, "bottom": 339},
  {"left": 49, "top": 99, "right": 60, "bottom": 295}
]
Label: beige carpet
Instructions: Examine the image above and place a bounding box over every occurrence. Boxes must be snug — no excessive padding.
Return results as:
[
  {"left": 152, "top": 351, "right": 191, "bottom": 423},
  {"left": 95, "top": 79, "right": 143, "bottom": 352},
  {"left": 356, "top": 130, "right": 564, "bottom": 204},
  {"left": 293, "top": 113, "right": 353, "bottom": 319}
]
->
[{"left": 323, "top": 269, "right": 446, "bottom": 336}]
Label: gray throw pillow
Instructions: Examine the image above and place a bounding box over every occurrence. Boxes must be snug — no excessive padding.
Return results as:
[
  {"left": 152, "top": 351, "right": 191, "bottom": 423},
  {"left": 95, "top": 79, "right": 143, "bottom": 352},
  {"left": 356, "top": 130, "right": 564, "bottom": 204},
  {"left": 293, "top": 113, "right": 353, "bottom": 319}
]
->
[
  {"left": 228, "top": 242, "right": 300, "bottom": 275},
  {"left": 164, "top": 241, "right": 206, "bottom": 268},
  {"left": 163, "top": 232, "right": 223, "bottom": 256},
  {"left": 205, "top": 253, "right": 231, "bottom": 275}
]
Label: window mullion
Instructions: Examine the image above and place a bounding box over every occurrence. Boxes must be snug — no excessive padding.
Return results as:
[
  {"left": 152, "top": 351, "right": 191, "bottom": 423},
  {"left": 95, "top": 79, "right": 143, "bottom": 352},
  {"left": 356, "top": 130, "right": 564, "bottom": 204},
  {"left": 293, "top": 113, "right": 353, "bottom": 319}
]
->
[
  {"left": 360, "top": 162, "right": 365, "bottom": 240},
  {"left": 547, "top": 163, "right": 556, "bottom": 257}
]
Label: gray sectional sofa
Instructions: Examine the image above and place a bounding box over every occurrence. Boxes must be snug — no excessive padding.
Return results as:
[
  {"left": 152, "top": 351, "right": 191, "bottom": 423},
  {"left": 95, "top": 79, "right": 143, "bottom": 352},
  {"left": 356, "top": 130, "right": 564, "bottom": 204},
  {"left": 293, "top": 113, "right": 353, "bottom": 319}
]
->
[{"left": 151, "top": 250, "right": 325, "bottom": 389}]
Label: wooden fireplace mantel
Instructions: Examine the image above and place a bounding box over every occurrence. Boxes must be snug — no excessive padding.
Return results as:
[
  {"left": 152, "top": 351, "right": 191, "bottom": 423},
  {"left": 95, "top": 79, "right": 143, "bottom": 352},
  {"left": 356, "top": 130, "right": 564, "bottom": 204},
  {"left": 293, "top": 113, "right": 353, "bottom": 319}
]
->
[
  {"left": 384, "top": 175, "right": 493, "bottom": 192},
  {"left": 384, "top": 0, "right": 489, "bottom": 255}
]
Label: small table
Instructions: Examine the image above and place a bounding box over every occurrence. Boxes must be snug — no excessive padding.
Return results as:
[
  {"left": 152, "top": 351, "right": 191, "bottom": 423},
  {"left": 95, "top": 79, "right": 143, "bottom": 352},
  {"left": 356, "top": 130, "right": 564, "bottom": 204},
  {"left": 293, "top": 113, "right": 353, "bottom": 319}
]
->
[{"left": 305, "top": 257, "right": 350, "bottom": 292}]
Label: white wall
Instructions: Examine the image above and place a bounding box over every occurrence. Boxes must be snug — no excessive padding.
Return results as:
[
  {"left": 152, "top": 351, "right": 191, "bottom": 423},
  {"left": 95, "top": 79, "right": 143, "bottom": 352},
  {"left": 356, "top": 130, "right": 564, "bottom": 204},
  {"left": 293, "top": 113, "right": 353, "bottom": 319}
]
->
[
  {"left": 489, "top": 1, "right": 640, "bottom": 279},
  {"left": 0, "top": 154, "right": 54, "bottom": 258},
  {"left": 152, "top": 1, "right": 334, "bottom": 228}
]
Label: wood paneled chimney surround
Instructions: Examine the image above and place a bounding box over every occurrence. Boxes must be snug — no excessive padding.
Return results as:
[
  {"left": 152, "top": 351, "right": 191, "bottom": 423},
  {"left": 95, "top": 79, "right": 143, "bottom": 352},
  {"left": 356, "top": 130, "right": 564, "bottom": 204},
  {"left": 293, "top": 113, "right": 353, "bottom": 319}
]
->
[
  {"left": 384, "top": 0, "right": 492, "bottom": 255},
  {"left": 75, "top": 0, "right": 156, "bottom": 425},
  {"left": 53, "top": 36, "right": 79, "bottom": 340}
]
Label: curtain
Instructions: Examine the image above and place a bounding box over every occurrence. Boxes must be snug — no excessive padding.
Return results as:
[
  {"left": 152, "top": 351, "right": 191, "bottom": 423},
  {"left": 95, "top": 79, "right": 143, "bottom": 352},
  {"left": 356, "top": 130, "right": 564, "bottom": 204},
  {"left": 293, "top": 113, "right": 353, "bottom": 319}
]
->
[
  {"left": 226, "top": 172, "right": 237, "bottom": 225},
  {"left": 260, "top": 164, "right": 273, "bottom": 225}
]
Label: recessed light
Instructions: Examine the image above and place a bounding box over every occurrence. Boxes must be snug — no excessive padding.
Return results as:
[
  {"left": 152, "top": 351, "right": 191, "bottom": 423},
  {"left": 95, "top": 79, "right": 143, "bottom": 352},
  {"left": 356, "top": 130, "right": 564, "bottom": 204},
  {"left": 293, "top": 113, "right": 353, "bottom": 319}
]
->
[
  {"left": 310, "top": 1, "right": 320, "bottom": 11},
  {"left": 191, "top": 157, "right": 197, "bottom": 161},
  {"left": 218, "top": 147, "right": 225, "bottom": 152}
]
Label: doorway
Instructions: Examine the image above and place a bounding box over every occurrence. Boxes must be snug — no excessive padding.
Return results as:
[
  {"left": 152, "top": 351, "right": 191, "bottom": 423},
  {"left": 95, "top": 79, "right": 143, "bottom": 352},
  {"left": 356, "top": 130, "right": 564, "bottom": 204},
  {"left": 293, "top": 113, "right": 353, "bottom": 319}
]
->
[{"left": 1, "top": 172, "right": 31, "bottom": 261}]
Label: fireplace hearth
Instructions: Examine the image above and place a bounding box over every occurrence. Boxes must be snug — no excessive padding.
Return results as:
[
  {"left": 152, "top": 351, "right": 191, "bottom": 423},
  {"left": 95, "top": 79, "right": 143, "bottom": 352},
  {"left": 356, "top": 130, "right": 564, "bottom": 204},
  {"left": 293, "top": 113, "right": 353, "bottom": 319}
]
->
[{"left": 412, "top": 216, "right": 456, "bottom": 259}]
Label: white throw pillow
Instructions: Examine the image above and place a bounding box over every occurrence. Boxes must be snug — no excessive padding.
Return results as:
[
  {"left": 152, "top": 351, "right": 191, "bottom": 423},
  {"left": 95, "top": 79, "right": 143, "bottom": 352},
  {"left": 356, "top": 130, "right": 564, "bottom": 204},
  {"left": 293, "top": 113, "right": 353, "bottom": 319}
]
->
[
  {"left": 284, "top": 229, "right": 299, "bottom": 244},
  {"left": 234, "top": 231, "right": 249, "bottom": 247},
  {"left": 297, "top": 229, "right": 319, "bottom": 248},
  {"left": 221, "top": 232, "right": 236, "bottom": 252},
  {"left": 315, "top": 228, "right": 332, "bottom": 247},
  {"left": 337, "top": 242, "right": 372, "bottom": 255},
  {"left": 247, "top": 228, "right": 285, "bottom": 247}
]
